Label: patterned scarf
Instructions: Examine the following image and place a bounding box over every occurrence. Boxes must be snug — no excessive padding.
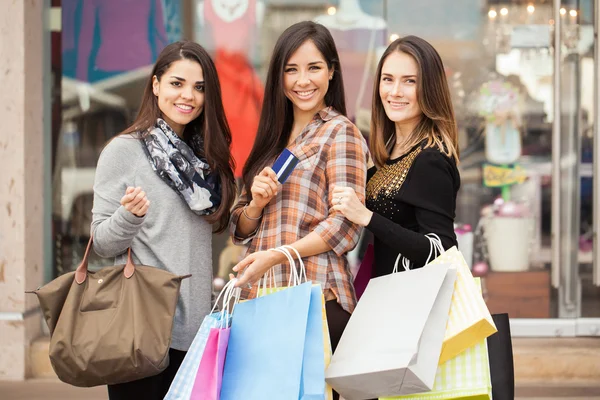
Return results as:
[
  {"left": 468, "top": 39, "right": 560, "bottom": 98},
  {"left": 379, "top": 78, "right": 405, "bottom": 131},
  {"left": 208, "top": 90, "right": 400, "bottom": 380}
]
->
[{"left": 141, "top": 119, "right": 221, "bottom": 215}]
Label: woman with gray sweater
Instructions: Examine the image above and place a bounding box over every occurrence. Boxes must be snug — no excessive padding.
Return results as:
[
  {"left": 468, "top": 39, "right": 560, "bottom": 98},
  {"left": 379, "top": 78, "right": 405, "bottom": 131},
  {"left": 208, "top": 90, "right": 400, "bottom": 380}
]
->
[{"left": 90, "top": 41, "right": 235, "bottom": 400}]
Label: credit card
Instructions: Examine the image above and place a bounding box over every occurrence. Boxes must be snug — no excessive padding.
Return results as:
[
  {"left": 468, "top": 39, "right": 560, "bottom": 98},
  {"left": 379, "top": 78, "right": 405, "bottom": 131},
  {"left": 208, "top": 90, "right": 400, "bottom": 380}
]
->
[{"left": 272, "top": 148, "right": 299, "bottom": 183}]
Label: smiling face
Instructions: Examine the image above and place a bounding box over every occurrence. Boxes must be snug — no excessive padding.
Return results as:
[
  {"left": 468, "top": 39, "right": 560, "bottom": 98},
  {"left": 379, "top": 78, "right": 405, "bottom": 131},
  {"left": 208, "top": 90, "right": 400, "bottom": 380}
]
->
[
  {"left": 152, "top": 58, "right": 205, "bottom": 136},
  {"left": 283, "top": 39, "right": 333, "bottom": 121},
  {"left": 379, "top": 51, "right": 423, "bottom": 136}
]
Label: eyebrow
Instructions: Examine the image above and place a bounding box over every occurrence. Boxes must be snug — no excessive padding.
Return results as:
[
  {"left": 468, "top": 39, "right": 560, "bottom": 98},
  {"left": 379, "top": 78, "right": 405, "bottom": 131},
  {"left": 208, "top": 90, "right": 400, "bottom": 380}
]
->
[
  {"left": 170, "top": 76, "right": 205, "bottom": 84},
  {"left": 381, "top": 73, "right": 417, "bottom": 79},
  {"left": 285, "top": 61, "right": 326, "bottom": 67}
]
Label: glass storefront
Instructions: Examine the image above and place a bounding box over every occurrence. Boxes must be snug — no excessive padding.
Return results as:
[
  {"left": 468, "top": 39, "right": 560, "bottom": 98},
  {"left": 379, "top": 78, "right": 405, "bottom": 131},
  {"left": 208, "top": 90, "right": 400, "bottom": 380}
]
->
[{"left": 52, "top": 0, "right": 600, "bottom": 335}]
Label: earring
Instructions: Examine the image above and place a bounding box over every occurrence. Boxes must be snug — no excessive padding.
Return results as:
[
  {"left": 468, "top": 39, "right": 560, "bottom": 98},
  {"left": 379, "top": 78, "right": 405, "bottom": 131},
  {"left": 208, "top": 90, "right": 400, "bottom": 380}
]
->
[{"left": 329, "top": 75, "right": 333, "bottom": 81}]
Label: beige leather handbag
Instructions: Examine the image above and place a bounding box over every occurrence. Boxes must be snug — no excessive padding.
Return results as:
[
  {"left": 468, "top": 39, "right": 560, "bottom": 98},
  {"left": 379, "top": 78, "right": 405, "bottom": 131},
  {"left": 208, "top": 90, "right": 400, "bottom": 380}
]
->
[{"left": 28, "top": 237, "right": 190, "bottom": 387}]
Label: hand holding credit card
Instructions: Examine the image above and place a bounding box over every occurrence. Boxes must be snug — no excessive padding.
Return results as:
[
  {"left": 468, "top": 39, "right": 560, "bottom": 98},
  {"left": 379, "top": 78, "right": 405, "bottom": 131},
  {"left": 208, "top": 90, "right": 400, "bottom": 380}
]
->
[{"left": 272, "top": 148, "right": 299, "bottom": 184}]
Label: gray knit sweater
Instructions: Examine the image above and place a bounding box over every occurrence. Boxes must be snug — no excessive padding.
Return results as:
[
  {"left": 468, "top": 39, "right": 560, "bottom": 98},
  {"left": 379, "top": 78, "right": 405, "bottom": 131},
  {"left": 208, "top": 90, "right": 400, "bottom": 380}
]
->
[{"left": 91, "top": 135, "right": 213, "bottom": 351}]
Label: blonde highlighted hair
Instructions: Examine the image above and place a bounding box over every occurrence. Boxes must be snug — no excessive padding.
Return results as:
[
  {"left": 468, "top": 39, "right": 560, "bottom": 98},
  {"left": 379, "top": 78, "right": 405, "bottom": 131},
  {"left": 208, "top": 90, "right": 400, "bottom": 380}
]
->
[{"left": 370, "top": 35, "right": 459, "bottom": 169}]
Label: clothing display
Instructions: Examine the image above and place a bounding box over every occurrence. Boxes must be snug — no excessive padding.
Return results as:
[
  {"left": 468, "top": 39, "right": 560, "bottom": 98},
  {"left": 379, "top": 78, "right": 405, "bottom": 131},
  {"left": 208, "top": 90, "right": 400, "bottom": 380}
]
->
[
  {"left": 366, "top": 142, "right": 460, "bottom": 276},
  {"left": 315, "top": 0, "right": 387, "bottom": 123},
  {"left": 92, "top": 135, "right": 213, "bottom": 350},
  {"left": 328, "top": 27, "right": 386, "bottom": 122},
  {"left": 203, "top": 0, "right": 263, "bottom": 177},
  {"left": 74, "top": 0, "right": 168, "bottom": 82}
]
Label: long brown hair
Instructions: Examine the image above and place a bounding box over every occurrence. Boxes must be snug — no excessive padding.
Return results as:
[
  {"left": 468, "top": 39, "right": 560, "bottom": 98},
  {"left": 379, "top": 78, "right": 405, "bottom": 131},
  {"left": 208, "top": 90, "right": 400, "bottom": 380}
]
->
[
  {"left": 241, "top": 21, "right": 346, "bottom": 193},
  {"left": 370, "top": 35, "right": 459, "bottom": 169},
  {"left": 121, "top": 41, "right": 235, "bottom": 233}
]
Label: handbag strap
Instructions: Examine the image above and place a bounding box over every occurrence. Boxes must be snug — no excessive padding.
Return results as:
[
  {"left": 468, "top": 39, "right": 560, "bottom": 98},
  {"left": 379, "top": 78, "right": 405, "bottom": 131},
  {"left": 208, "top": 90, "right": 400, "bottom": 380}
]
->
[{"left": 74, "top": 236, "right": 135, "bottom": 285}]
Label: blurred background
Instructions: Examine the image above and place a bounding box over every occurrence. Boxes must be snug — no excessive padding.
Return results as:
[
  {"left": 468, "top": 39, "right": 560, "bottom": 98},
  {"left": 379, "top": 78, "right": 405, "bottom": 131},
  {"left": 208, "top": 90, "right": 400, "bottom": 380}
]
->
[{"left": 1, "top": 0, "right": 600, "bottom": 396}]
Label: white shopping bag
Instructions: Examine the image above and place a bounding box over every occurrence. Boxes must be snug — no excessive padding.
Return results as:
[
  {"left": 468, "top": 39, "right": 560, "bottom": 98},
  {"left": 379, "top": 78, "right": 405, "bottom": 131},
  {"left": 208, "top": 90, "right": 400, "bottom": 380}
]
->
[{"left": 325, "top": 263, "right": 457, "bottom": 400}]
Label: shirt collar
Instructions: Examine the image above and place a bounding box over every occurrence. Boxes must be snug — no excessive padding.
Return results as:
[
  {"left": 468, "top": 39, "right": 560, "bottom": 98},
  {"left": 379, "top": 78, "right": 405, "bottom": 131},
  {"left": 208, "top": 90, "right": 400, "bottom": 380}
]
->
[{"left": 316, "top": 106, "right": 339, "bottom": 122}]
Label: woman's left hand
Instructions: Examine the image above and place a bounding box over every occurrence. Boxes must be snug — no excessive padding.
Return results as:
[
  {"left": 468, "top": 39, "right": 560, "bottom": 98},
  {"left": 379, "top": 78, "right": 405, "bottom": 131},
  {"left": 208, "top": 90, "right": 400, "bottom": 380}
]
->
[
  {"left": 232, "top": 250, "right": 280, "bottom": 288},
  {"left": 332, "top": 186, "right": 373, "bottom": 227}
]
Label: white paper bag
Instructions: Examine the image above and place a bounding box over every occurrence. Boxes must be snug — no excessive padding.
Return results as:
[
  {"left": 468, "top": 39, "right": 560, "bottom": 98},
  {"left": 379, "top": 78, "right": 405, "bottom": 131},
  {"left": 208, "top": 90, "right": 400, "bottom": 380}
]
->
[{"left": 325, "top": 263, "right": 457, "bottom": 400}]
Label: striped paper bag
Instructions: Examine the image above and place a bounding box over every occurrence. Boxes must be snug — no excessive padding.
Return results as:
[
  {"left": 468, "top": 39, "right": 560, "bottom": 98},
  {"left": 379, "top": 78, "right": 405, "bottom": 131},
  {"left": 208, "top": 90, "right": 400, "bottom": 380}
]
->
[
  {"left": 428, "top": 247, "right": 497, "bottom": 364},
  {"left": 380, "top": 278, "right": 492, "bottom": 400},
  {"left": 379, "top": 340, "right": 492, "bottom": 400}
]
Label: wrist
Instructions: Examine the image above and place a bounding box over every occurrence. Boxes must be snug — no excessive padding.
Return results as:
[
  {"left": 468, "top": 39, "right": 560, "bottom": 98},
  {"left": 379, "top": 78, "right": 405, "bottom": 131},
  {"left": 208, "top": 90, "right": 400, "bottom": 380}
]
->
[
  {"left": 244, "top": 201, "right": 264, "bottom": 220},
  {"left": 361, "top": 210, "right": 373, "bottom": 227},
  {"left": 248, "top": 200, "right": 264, "bottom": 212},
  {"left": 267, "top": 249, "right": 287, "bottom": 265}
]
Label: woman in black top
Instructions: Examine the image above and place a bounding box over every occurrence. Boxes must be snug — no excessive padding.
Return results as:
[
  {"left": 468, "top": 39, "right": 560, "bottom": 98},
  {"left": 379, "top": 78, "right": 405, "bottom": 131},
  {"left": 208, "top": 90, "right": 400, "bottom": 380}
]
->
[{"left": 333, "top": 35, "right": 460, "bottom": 276}]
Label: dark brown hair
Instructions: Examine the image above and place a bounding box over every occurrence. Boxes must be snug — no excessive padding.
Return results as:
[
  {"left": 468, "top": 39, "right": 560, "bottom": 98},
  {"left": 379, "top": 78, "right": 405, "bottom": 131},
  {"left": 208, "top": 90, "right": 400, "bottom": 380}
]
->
[
  {"left": 121, "top": 41, "right": 235, "bottom": 233},
  {"left": 370, "top": 35, "right": 459, "bottom": 168},
  {"left": 241, "top": 21, "right": 346, "bottom": 193}
]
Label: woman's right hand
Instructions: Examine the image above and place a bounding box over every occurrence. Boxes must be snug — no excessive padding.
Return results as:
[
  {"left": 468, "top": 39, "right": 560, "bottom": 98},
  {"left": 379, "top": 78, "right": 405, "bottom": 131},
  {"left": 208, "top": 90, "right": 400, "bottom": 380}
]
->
[
  {"left": 249, "top": 167, "right": 279, "bottom": 209},
  {"left": 120, "top": 186, "right": 150, "bottom": 217}
]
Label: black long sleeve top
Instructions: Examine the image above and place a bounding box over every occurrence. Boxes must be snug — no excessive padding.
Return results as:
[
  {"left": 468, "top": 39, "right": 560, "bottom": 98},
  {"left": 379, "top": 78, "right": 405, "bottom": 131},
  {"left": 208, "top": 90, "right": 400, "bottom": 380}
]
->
[{"left": 365, "top": 142, "right": 461, "bottom": 277}]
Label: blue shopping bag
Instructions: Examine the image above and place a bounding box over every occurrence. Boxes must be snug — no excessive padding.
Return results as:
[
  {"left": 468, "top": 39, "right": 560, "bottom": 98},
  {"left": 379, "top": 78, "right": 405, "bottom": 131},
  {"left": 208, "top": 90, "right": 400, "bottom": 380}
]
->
[
  {"left": 300, "top": 284, "right": 327, "bottom": 400},
  {"left": 220, "top": 282, "right": 313, "bottom": 400}
]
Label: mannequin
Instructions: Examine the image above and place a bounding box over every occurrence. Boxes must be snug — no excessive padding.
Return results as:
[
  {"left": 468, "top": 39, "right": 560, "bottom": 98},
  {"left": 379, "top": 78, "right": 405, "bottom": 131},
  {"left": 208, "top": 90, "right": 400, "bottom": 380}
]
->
[
  {"left": 75, "top": 0, "right": 168, "bottom": 82},
  {"left": 198, "top": 0, "right": 264, "bottom": 24},
  {"left": 315, "top": 0, "right": 387, "bottom": 124},
  {"left": 314, "top": 0, "right": 385, "bottom": 30},
  {"left": 196, "top": 0, "right": 265, "bottom": 178}
]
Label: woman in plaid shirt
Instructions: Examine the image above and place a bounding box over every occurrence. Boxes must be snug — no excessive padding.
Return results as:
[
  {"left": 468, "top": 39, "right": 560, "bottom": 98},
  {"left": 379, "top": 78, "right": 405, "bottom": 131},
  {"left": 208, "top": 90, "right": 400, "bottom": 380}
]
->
[{"left": 228, "top": 20, "right": 369, "bottom": 368}]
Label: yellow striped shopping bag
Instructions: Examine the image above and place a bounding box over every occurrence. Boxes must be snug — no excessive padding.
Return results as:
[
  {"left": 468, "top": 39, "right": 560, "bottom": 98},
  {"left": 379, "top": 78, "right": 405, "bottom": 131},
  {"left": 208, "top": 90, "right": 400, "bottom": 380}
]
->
[
  {"left": 428, "top": 247, "right": 497, "bottom": 364},
  {"left": 379, "top": 339, "right": 492, "bottom": 400},
  {"left": 380, "top": 278, "right": 492, "bottom": 400}
]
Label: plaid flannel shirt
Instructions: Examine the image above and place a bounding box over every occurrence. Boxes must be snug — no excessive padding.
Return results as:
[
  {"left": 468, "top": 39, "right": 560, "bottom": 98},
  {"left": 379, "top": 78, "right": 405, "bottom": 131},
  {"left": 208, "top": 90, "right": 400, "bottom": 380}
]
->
[{"left": 229, "top": 107, "right": 369, "bottom": 313}]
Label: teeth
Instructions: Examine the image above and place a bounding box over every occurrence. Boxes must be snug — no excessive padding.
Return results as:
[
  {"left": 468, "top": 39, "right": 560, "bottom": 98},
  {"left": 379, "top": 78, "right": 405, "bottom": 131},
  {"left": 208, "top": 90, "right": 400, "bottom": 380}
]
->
[
  {"left": 176, "top": 104, "right": 192, "bottom": 110},
  {"left": 297, "top": 90, "right": 315, "bottom": 97}
]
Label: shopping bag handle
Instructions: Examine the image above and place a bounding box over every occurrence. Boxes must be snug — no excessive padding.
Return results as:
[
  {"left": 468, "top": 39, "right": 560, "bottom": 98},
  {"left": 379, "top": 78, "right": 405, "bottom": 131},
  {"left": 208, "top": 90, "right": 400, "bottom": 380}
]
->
[
  {"left": 210, "top": 278, "right": 241, "bottom": 327},
  {"left": 272, "top": 247, "right": 302, "bottom": 287},
  {"left": 257, "top": 245, "right": 306, "bottom": 293},
  {"left": 281, "top": 245, "right": 307, "bottom": 283},
  {"left": 258, "top": 265, "right": 278, "bottom": 294},
  {"left": 393, "top": 233, "right": 444, "bottom": 273},
  {"left": 74, "top": 235, "right": 135, "bottom": 285}
]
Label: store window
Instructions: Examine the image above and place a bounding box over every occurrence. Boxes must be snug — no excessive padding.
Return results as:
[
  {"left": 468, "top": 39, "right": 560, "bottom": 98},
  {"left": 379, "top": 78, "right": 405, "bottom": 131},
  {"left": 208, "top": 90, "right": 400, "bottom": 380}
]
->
[
  {"left": 53, "top": 0, "right": 185, "bottom": 275},
  {"left": 385, "top": 0, "right": 597, "bottom": 319},
  {"left": 52, "top": 0, "right": 598, "bottom": 321}
]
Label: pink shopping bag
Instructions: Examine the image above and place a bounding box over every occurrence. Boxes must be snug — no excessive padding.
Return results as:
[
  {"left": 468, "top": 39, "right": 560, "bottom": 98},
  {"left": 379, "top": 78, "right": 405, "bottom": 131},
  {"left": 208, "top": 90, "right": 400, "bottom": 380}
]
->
[
  {"left": 354, "top": 244, "right": 374, "bottom": 300},
  {"left": 190, "top": 327, "right": 231, "bottom": 400}
]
